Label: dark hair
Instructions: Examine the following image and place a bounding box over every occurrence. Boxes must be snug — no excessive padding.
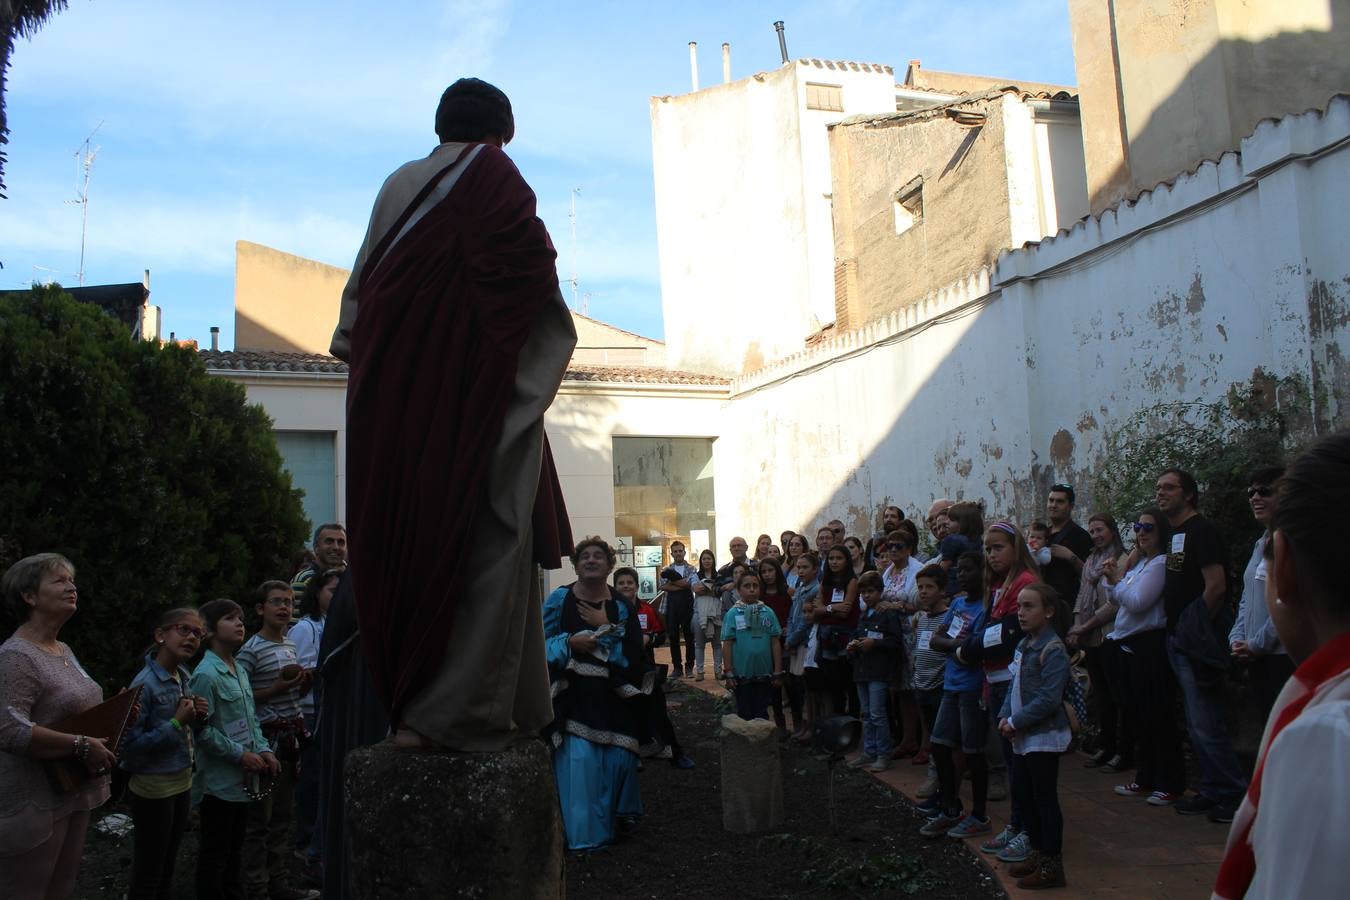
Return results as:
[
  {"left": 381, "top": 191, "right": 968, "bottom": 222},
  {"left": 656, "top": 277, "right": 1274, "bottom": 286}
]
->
[
  {"left": 1086, "top": 512, "right": 1124, "bottom": 557},
  {"left": 757, "top": 558, "right": 786, "bottom": 591},
  {"left": 956, "top": 550, "right": 985, "bottom": 596},
  {"left": 1048, "top": 483, "right": 1076, "bottom": 505},
  {"left": 669, "top": 540, "right": 685, "bottom": 551},
  {"left": 915, "top": 564, "right": 945, "bottom": 585},
  {"left": 1248, "top": 465, "right": 1285, "bottom": 487},
  {"left": 697, "top": 549, "right": 717, "bottom": 577},
  {"left": 299, "top": 569, "right": 341, "bottom": 621},
  {"left": 947, "top": 501, "right": 985, "bottom": 538},
  {"left": 858, "top": 570, "right": 883, "bottom": 593},
  {"left": 843, "top": 536, "right": 864, "bottom": 558},
  {"left": 312, "top": 523, "right": 346, "bottom": 547},
  {"left": 882, "top": 505, "right": 905, "bottom": 523},
  {"left": 144, "top": 606, "right": 202, "bottom": 661},
  {"left": 613, "top": 567, "right": 639, "bottom": 589},
  {"left": 820, "top": 545, "right": 856, "bottom": 597},
  {"left": 1160, "top": 467, "right": 1200, "bottom": 507},
  {"left": 1028, "top": 521, "right": 1050, "bottom": 535},
  {"left": 1273, "top": 430, "right": 1350, "bottom": 611},
  {"left": 435, "top": 78, "right": 514, "bottom": 144},
  {"left": 256, "top": 580, "right": 292, "bottom": 607},
  {"left": 796, "top": 550, "right": 820, "bottom": 574},
  {"left": 1134, "top": 506, "right": 1171, "bottom": 557},
  {"left": 199, "top": 598, "right": 244, "bottom": 654},
  {"left": 1019, "top": 581, "right": 1070, "bottom": 638},
  {"left": 2, "top": 552, "right": 75, "bottom": 622},
  {"left": 896, "top": 520, "right": 920, "bottom": 549},
  {"left": 570, "top": 536, "right": 617, "bottom": 571},
  {"left": 735, "top": 569, "right": 762, "bottom": 589},
  {"left": 884, "top": 529, "right": 910, "bottom": 550}
]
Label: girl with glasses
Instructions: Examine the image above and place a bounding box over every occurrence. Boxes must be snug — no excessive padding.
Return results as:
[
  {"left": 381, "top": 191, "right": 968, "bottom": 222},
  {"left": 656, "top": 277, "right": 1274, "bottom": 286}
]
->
[{"left": 122, "top": 607, "right": 210, "bottom": 899}]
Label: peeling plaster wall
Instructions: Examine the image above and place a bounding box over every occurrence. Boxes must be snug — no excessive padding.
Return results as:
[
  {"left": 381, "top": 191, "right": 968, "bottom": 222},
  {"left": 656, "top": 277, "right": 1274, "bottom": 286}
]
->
[{"left": 713, "top": 98, "right": 1350, "bottom": 538}]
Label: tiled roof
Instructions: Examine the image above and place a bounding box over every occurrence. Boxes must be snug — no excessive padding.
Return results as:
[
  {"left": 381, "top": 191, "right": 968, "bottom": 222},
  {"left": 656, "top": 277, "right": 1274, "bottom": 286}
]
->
[
  {"left": 797, "top": 58, "right": 893, "bottom": 75},
  {"left": 199, "top": 350, "right": 728, "bottom": 386},
  {"left": 570, "top": 311, "right": 665, "bottom": 345}
]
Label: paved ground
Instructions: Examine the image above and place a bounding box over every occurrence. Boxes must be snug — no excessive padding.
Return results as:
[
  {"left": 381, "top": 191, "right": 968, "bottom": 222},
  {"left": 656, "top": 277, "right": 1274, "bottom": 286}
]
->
[{"left": 659, "top": 646, "right": 1229, "bottom": 898}]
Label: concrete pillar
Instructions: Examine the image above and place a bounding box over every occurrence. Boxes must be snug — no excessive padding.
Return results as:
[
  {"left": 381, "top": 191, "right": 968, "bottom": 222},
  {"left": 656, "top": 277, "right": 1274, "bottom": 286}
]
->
[
  {"left": 719, "top": 714, "right": 783, "bottom": 833},
  {"left": 345, "top": 740, "right": 564, "bottom": 898}
]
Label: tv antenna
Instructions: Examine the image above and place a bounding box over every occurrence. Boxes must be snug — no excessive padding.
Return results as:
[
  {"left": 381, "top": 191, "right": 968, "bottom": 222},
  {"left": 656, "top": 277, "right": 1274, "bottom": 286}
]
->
[
  {"left": 66, "top": 122, "right": 103, "bottom": 286},
  {"left": 568, "top": 186, "right": 581, "bottom": 309}
]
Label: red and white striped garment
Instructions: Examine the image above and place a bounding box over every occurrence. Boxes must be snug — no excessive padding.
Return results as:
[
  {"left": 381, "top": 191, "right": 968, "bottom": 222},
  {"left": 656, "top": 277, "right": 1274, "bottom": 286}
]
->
[{"left": 1213, "top": 632, "right": 1350, "bottom": 899}]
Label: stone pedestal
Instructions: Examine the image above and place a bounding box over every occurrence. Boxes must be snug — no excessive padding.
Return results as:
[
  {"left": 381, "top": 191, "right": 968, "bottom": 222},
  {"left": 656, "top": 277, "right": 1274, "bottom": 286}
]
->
[
  {"left": 719, "top": 714, "right": 783, "bottom": 833},
  {"left": 345, "top": 739, "right": 563, "bottom": 898}
]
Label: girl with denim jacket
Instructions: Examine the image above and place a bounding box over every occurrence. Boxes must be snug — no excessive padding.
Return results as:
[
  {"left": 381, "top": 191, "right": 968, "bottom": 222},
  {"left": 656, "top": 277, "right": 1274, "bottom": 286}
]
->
[
  {"left": 998, "top": 583, "right": 1072, "bottom": 890},
  {"left": 188, "top": 599, "right": 279, "bottom": 900},
  {"left": 122, "top": 607, "right": 209, "bottom": 900}
]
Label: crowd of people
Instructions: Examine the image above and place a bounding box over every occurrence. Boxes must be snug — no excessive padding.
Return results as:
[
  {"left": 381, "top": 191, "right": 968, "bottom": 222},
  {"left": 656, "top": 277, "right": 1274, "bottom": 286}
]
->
[{"left": 2, "top": 430, "right": 1348, "bottom": 897}]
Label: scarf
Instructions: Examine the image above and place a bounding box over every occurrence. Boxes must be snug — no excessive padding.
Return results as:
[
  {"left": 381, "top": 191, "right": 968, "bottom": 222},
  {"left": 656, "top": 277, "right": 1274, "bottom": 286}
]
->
[
  {"left": 1212, "top": 631, "right": 1350, "bottom": 899},
  {"left": 1073, "top": 548, "right": 1115, "bottom": 648}
]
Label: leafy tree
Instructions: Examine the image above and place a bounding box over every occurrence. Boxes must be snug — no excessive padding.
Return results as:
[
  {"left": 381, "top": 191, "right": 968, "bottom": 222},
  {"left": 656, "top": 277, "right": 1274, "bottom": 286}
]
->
[
  {"left": 1091, "top": 370, "right": 1313, "bottom": 603},
  {"left": 0, "top": 285, "right": 309, "bottom": 688}
]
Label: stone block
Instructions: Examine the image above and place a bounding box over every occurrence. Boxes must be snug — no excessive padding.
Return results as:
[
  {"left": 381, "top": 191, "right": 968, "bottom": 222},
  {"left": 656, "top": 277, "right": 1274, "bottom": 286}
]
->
[
  {"left": 719, "top": 713, "right": 783, "bottom": 833},
  {"left": 345, "top": 739, "right": 563, "bottom": 898}
]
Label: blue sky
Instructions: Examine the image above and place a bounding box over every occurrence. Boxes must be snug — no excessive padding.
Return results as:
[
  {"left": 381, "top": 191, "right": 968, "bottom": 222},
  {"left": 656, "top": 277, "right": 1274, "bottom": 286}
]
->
[{"left": 1, "top": 0, "right": 1076, "bottom": 346}]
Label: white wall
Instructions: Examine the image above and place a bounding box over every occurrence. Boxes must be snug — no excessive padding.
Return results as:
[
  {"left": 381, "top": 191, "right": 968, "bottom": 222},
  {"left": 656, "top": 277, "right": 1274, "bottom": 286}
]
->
[
  {"left": 650, "top": 61, "right": 896, "bottom": 377},
  {"left": 712, "top": 97, "right": 1350, "bottom": 539},
  {"left": 544, "top": 382, "right": 727, "bottom": 592}
]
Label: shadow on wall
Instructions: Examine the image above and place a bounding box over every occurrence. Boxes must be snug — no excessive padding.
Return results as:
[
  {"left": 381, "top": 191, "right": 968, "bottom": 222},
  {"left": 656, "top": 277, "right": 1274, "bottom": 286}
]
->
[
  {"left": 542, "top": 387, "right": 622, "bottom": 588},
  {"left": 234, "top": 309, "right": 337, "bottom": 354}
]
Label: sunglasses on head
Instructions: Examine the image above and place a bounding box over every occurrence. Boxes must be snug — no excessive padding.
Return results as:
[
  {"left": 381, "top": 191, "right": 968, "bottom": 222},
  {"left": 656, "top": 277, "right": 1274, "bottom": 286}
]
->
[
  {"left": 1132, "top": 522, "right": 1155, "bottom": 533},
  {"left": 1247, "top": 485, "right": 1274, "bottom": 499},
  {"left": 167, "top": 623, "right": 207, "bottom": 640}
]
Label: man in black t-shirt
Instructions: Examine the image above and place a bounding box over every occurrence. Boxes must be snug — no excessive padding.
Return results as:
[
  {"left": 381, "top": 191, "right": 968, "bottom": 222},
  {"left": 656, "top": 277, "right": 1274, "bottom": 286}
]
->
[
  {"left": 1042, "top": 484, "right": 1093, "bottom": 603},
  {"left": 1155, "top": 468, "right": 1246, "bottom": 823}
]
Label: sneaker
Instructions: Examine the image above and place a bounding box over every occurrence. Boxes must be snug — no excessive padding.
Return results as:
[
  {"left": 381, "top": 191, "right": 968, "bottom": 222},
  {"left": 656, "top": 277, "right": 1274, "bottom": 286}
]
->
[
  {"left": 910, "top": 750, "right": 930, "bottom": 765},
  {"left": 848, "top": 754, "right": 875, "bottom": 768},
  {"left": 1114, "top": 782, "right": 1149, "bottom": 797},
  {"left": 867, "top": 758, "right": 890, "bottom": 773},
  {"left": 695, "top": 671, "right": 704, "bottom": 681},
  {"left": 1101, "top": 755, "right": 1132, "bottom": 774},
  {"left": 1084, "top": 749, "right": 1109, "bottom": 768},
  {"left": 915, "top": 795, "right": 942, "bottom": 817},
  {"left": 671, "top": 753, "right": 696, "bottom": 770},
  {"left": 919, "top": 810, "right": 963, "bottom": 837},
  {"left": 915, "top": 774, "right": 939, "bottom": 799},
  {"left": 987, "top": 773, "right": 1008, "bottom": 801},
  {"left": 996, "top": 831, "right": 1032, "bottom": 863},
  {"left": 1207, "top": 799, "right": 1238, "bottom": 824},
  {"left": 980, "top": 824, "right": 1018, "bottom": 854},
  {"left": 1175, "top": 794, "right": 1216, "bottom": 816},
  {"left": 1146, "top": 791, "right": 1181, "bottom": 806},
  {"left": 946, "top": 815, "right": 992, "bottom": 839}
]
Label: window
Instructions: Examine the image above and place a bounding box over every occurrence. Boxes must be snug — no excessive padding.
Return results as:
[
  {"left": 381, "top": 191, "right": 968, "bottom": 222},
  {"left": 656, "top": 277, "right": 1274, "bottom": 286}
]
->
[
  {"left": 612, "top": 437, "right": 715, "bottom": 583},
  {"left": 805, "top": 82, "right": 844, "bottom": 112},
  {"left": 893, "top": 176, "right": 923, "bottom": 235}
]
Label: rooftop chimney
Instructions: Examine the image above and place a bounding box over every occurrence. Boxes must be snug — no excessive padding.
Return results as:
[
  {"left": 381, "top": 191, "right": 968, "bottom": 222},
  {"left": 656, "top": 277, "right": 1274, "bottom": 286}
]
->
[
  {"left": 722, "top": 42, "right": 731, "bottom": 83},
  {"left": 689, "top": 41, "right": 699, "bottom": 91},
  {"left": 209, "top": 326, "right": 220, "bottom": 352},
  {"left": 774, "top": 21, "right": 789, "bottom": 65}
]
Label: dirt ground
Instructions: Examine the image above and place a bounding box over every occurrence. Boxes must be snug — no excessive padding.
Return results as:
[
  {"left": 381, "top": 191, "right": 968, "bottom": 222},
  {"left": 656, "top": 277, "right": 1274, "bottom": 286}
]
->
[{"left": 77, "top": 685, "right": 1003, "bottom": 899}]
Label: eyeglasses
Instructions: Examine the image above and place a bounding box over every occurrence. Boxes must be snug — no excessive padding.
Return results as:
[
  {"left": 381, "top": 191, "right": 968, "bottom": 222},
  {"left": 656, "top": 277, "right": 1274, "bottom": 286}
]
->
[
  {"left": 168, "top": 623, "right": 207, "bottom": 640},
  {"left": 264, "top": 597, "right": 292, "bottom": 608},
  {"left": 1132, "top": 522, "right": 1156, "bottom": 533},
  {"left": 886, "top": 542, "right": 908, "bottom": 550},
  {"left": 1247, "top": 486, "right": 1275, "bottom": 499}
]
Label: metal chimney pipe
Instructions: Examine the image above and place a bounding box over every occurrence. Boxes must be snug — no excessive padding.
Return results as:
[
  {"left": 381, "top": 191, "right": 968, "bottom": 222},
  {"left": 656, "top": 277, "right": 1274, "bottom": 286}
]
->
[
  {"left": 688, "top": 41, "right": 699, "bottom": 91},
  {"left": 209, "top": 326, "right": 220, "bottom": 352},
  {"left": 774, "top": 21, "right": 789, "bottom": 64},
  {"left": 722, "top": 42, "right": 731, "bottom": 83}
]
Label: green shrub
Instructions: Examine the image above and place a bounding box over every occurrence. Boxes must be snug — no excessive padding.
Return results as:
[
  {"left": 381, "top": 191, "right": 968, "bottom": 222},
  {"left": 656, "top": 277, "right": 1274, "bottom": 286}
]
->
[{"left": 0, "top": 286, "right": 309, "bottom": 688}]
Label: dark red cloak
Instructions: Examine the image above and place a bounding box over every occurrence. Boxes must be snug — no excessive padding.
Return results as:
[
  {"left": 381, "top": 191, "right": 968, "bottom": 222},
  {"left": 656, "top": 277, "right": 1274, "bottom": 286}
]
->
[{"left": 346, "top": 144, "right": 573, "bottom": 718}]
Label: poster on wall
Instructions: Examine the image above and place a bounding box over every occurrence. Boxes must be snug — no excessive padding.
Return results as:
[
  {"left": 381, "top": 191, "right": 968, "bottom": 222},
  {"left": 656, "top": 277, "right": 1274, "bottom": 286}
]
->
[
  {"left": 615, "top": 537, "right": 634, "bottom": 567},
  {"left": 636, "top": 566, "right": 658, "bottom": 600},
  {"left": 635, "top": 545, "right": 664, "bottom": 568}
]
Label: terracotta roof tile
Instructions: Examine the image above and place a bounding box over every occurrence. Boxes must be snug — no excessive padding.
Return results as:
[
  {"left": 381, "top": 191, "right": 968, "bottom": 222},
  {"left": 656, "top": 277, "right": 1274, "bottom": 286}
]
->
[
  {"left": 199, "top": 350, "right": 728, "bottom": 386},
  {"left": 797, "top": 58, "right": 894, "bottom": 75}
]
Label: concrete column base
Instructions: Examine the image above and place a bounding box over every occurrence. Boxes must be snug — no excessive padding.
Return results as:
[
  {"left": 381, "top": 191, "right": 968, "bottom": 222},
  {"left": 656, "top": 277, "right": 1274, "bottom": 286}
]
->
[{"left": 344, "top": 739, "right": 564, "bottom": 898}]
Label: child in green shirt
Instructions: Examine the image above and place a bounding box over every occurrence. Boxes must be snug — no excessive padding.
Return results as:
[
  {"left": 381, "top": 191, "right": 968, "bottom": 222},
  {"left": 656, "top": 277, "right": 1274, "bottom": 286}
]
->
[{"left": 721, "top": 570, "right": 783, "bottom": 720}]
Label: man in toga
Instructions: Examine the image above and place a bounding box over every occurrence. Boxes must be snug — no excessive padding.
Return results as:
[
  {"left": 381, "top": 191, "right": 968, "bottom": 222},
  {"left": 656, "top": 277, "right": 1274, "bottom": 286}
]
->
[{"left": 331, "top": 77, "right": 576, "bottom": 751}]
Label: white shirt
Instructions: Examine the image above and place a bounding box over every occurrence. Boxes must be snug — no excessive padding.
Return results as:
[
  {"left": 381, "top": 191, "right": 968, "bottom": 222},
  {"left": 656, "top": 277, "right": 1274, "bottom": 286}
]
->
[{"left": 1106, "top": 554, "right": 1167, "bottom": 640}]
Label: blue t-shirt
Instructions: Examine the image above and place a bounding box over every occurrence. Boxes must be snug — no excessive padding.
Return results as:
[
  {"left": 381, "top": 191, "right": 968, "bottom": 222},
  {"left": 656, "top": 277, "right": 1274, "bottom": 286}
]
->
[
  {"left": 720, "top": 603, "right": 781, "bottom": 678},
  {"left": 939, "top": 534, "right": 981, "bottom": 596},
  {"left": 939, "top": 593, "right": 986, "bottom": 692}
]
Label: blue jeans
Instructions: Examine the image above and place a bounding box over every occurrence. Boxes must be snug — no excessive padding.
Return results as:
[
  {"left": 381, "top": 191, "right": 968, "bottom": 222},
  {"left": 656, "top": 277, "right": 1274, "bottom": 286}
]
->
[
  {"left": 1167, "top": 637, "right": 1246, "bottom": 802},
  {"left": 857, "top": 680, "right": 891, "bottom": 760}
]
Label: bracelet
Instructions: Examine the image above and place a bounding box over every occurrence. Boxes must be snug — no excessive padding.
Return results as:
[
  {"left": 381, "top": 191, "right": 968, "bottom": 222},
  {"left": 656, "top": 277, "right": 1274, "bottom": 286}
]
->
[
  {"left": 169, "top": 718, "right": 183, "bottom": 731},
  {"left": 73, "top": 734, "right": 89, "bottom": 761}
]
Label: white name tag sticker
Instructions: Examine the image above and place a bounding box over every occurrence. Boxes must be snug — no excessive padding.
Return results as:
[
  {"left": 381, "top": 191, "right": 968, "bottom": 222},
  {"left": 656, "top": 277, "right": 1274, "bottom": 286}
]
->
[
  {"left": 947, "top": 617, "right": 964, "bottom": 638},
  {"left": 832, "top": 590, "right": 845, "bottom": 604},
  {"left": 1171, "top": 534, "right": 1186, "bottom": 553},
  {"left": 1012, "top": 648, "right": 1023, "bottom": 668},
  {"left": 917, "top": 631, "right": 933, "bottom": 652},
  {"left": 225, "top": 718, "right": 251, "bottom": 745},
  {"left": 866, "top": 630, "right": 884, "bottom": 641},
  {"left": 735, "top": 614, "right": 748, "bottom": 631},
  {"left": 1255, "top": 558, "right": 1268, "bottom": 582},
  {"left": 638, "top": 613, "right": 649, "bottom": 629},
  {"left": 982, "top": 624, "right": 1002, "bottom": 648}
]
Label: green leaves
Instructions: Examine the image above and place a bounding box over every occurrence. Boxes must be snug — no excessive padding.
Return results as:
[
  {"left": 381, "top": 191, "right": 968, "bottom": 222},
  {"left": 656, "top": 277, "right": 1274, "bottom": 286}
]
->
[{"left": 0, "top": 286, "right": 309, "bottom": 689}]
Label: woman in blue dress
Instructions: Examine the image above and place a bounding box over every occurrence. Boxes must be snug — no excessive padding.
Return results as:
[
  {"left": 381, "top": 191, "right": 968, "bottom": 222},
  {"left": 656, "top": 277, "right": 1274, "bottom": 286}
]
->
[{"left": 544, "top": 537, "right": 652, "bottom": 851}]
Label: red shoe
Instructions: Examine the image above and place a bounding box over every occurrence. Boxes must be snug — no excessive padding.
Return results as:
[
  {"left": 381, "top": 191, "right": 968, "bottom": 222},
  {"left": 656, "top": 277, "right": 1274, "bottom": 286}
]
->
[{"left": 911, "top": 750, "right": 930, "bottom": 765}]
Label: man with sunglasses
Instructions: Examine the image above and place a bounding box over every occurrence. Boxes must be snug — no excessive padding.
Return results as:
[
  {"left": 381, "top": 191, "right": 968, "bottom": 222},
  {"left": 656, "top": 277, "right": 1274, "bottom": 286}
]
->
[
  {"left": 1042, "top": 483, "right": 1094, "bottom": 604},
  {"left": 1155, "top": 468, "right": 1245, "bottom": 824},
  {"left": 1229, "top": 467, "right": 1294, "bottom": 723}
]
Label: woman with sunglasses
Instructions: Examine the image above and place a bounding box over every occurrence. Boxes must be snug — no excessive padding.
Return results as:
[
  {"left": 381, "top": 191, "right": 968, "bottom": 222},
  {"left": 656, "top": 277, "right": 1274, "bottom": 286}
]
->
[
  {"left": 1103, "top": 509, "right": 1185, "bottom": 806},
  {"left": 122, "top": 607, "right": 210, "bottom": 899}
]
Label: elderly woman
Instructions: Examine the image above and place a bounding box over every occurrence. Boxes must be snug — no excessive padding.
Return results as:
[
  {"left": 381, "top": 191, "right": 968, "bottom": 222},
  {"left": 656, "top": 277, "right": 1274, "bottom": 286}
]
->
[{"left": 0, "top": 553, "right": 117, "bottom": 897}]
